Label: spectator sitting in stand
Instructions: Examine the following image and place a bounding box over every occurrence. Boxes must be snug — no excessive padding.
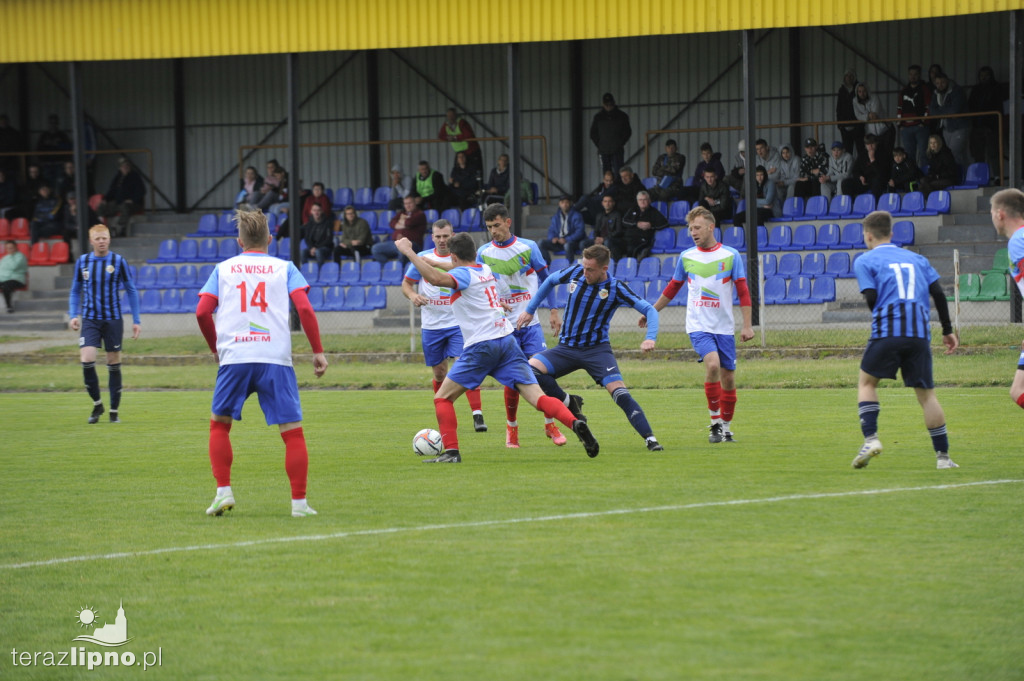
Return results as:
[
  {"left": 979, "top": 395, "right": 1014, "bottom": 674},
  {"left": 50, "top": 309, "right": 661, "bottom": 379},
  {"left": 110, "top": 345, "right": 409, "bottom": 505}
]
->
[
  {"left": 735, "top": 166, "right": 775, "bottom": 227},
  {"left": 29, "top": 183, "right": 63, "bottom": 244},
  {"left": 774, "top": 144, "right": 801, "bottom": 212},
  {"left": 300, "top": 204, "right": 335, "bottom": 266},
  {"left": 412, "top": 160, "right": 450, "bottom": 211},
  {"left": 56, "top": 161, "right": 76, "bottom": 199},
  {"left": 725, "top": 140, "right": 747, "bottom": 196},
  {"left": 648, "top": 138, "right": 686, "bottom": 202},
  {"left": 918, "top": 134, "right": 959, "bottom": 196},
  {"left": 20, "top": 164, "right": 45, "bottom": 216},
  {"left": 683, "top": 142, "right": 726, "bottom": 202},
  {"left": 236, "top": 166, "right": 263, "bottom": 208},
  {"left": 793, "top": 138, "right": 829, "bottom": 199},
  {"left": 753, "top": 139, "right": 783, "bottom": 188},
  {"left": 0, "top": 170, "right": 16, "bottom": 218},
  {"left": 482, "top": 154, "right": 511, "bottom": 207},
  {"left": 614, "top": 166, "right": 646, "bottom": 215},
  {"left": 301, "top": 182, "right": 332, "bottom": 224},
  {"left": 620, "top": 190, "right": 669, "bottom": 260},
  {"left": 841, "top": 133, "right": 889, "bottom": 199},
  {"left": 820, "top": 141, "right": 853, "bottom": 199},
  {"left": 373, "top": 195, "right": 427, "bottom": 265},
  {"left": 697, "top": 169, "right": 734, "bottom": 226},
  {"left": 248, "top": 159, "right": 285, "bottom": 211},
  {"left": 540, "top": 196, "right": 586, "bottom": 264},
  {"left": 0, "top": 240, "right": 28, "bottom": 313},
  {"left": 574, "top": 170, "right": 619, "bottom": 225},
  {"left": 581, "top": 194, "right": 621, "bottom": 253},
  {"left": 888, "top": 146, "right": 923, "bottom": 193},
  {"left": 448, "top": 151, "right": 482, "bottom": 210},
  {"left": 333, "top": 205, "right": 372, "bottom": 262},
  {"left": 387, "top": 164, "right": 413, "bottom": 210},
  {"left": 98, "top": 157, "right": 145, "bottom": 237},
  {"left": 439, "top": 108, "right": 483, "bottom": 174},
  {"left": 60, "top": 192, "right": 100, "bottom": 263},
  {"left": 929, "top": 72, "right": 971, "bottom": 171},
  {"left": 967, "top": 66, "right": 1006, "bottom": 180}
]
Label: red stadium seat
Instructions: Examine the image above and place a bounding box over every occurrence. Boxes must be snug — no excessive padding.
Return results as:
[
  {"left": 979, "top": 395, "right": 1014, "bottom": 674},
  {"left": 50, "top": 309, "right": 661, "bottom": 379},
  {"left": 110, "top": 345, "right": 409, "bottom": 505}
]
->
[
  {"left": 28, "top": 241, "right": 50, "bottom": 266},
  {"left": 11, "top": 218, "right": 29, "bottom": 239}
]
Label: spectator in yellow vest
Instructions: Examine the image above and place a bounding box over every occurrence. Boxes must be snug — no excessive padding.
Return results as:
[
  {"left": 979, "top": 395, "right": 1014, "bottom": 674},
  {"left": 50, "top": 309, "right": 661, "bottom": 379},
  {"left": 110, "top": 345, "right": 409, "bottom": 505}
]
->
[{"left": 439, "top": 108, "right": 483, "bottom": 174}]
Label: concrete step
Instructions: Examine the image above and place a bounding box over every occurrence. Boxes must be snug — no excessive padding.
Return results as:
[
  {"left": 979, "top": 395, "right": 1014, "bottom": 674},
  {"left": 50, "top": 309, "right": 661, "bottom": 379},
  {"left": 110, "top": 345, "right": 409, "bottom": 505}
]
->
[{"left": 0, "top": 309, "right": 68, "bottom": 332}]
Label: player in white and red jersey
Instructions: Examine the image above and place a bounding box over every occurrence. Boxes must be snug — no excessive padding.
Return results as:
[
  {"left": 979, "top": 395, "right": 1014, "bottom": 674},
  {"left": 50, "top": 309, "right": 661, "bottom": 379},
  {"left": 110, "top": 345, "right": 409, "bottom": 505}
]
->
[
  {"left": 396, "top": 232, "right": 598, "bottom": 462},
  {"left": 989, "top": 188, "right": 1024, "bottom": 411},
  {"left": 402, "top": 219, "right": 487, "bottom": 432},
  {"left": 477, "top": 202, "right": 568, "bottom": 448},
  {"left": 196, "top": 208, "right": 328, "bottom": 518},
  {"left": 649, "top": 205, "right": 754, "bottom": 443}
]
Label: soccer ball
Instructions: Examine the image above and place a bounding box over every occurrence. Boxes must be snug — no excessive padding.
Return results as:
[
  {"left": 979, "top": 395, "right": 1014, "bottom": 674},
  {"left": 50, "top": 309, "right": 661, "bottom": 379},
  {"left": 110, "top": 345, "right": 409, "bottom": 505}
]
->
[{"left": 412, "top": 428, "right": 444, "bottom": 457}]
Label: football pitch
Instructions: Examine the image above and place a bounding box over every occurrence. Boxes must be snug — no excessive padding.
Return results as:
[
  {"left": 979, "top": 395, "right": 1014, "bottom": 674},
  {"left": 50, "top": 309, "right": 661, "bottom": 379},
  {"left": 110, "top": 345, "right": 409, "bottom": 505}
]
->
[{"left": 1, "top": 387, "right": 1021, "bottom": 680}]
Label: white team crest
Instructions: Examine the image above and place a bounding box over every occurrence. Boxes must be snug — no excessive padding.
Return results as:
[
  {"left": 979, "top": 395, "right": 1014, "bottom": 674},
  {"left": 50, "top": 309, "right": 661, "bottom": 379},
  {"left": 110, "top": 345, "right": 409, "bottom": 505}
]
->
[
  {"left": 105, "top": 265, "right": 115, "bottom": 274},
  {"left": 568, "top": 282, "right": 577, "bottom": 293},
  {"left": 81, "top": 269, "right": 89, "bottom": 280},
  {"left": 598, "top": 288, "right": 609, "bottom": 299}
]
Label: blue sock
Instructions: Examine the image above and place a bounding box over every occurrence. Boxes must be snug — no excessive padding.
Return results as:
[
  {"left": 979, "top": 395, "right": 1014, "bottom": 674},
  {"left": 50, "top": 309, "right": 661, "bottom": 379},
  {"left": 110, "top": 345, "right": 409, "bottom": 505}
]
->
[
  {"left": 82, "top": 362, "right": 101, "bottom": 402},
  {"left": 858, "top": 401, "right": 880, "bottom": 439},
  {"left": 532, "top": 366, "right": 567, "bottom": 402},
  {"left": 108, "top": 363, "right": 122, "bottom": 411},
  {"left": 612, "top": 387, "right": 653, "bottom": 439},
  {"left": 928, "top": 424, "right": 949, "bottom": 454}
]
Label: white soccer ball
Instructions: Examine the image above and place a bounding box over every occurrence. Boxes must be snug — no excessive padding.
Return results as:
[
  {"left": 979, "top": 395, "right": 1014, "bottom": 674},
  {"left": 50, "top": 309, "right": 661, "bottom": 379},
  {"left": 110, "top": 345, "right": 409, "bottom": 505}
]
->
[{"left": 412, "top": 428, "right": 444, "bottom": 457}]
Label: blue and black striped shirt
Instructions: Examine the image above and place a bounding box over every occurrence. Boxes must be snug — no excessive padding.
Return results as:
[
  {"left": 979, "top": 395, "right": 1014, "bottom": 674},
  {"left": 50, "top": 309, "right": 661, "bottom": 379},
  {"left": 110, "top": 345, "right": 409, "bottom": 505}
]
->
[
  {"left": 853, "top": 243, "right": 939, "bottom": 341},
  {"left": 68, "top": 252, "right": 140, "bottom": 323}
]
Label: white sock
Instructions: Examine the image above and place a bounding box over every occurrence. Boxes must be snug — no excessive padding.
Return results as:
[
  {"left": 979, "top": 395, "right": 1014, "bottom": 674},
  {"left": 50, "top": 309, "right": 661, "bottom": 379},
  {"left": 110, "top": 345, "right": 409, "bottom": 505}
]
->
[
  {"left": 506, "top": 420, "right": 518, "bottom": 427},
  {"left": 472, "top": 410, "right": 482, "bottom": 416},
  {"left": 292, "top": 498, "right": 307, "bottom": 509},
  {"left": 544, "top": 417, "right": 554, "bottom": 425},
  {"left": 723, "top": 421, "right": 731, "bottom": 433},
  {"left": 217, "top": 486, "right": 232, "bottom": 497}
]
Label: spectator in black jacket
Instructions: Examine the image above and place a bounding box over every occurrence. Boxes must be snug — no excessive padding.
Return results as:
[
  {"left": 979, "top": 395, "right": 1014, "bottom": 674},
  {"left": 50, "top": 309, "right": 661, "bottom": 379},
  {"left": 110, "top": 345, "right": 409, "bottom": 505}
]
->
[
  {"left": 793, "top": 138, "right": 829, "bottom": 199},
  {"left": 582, "top": 194, "right": 622, "bottom": 253},
  {"left": 590, "top": 92, "right": 631, "bottom": 175},
  {"left": 482, "top": 154, "right": 510, "bottom": 206},
  {"left": 841, "top": 134, "right": 889, "bottom": 199},
  {"left": 614, "top": 166, "right": 645, "bottom": 215},
  {"left": 448, "top": 151, "right": 481, "bottom": 209},
  {"left": 682, "top": 142, "right": 727, "bottom": 202},
  {"left": 574, "top": 170, "right": 619, "bottom": 225},
  {"left": 98, "top": 157, "right": 145, "bottom": 236},
  {"left": 918, "top": 134, "right": 958, "bottom": 196},
  {"left": 836, "top": 68, "right": 861, "bottom": 158},
  {"left": 697, "top": 169, "right": 734, "bottom": 226},
  {"left": 897, "top": 65, "right": 932, "bottom": 167},
  {"left": 620, "top": 191, "right": 668, "bottom": 260},
  {"left": 888, "top": 147, "right": 923, "bottom": 193},
  {"left": 968, "top": 66, "right": 1006, "bottom": 179},
  {"left": 301, "top": 204, "right": 335, "bottom": 266}
]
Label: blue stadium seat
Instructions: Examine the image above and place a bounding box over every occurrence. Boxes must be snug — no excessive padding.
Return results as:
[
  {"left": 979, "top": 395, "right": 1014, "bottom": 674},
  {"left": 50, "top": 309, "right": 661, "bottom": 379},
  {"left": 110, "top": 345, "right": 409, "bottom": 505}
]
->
[
  {"left": 178, "top": 239, "right": 199, "bottom": 262},
  {"left": 323, "top": 285, "right": 346, "bottom": 311},
  {"left": 139, "top": 289, "right": 162, "bottom": 313},
  {"left": 892, "top": 220, "right": 915, "bottom": 246},
  {"left": 150, "top": 239, "right": 179, "bottom": 263},
  {"left": 156, "top": 265, "right": 178, "bottom": 288},
  {"left": 277, "top": 238, "right": 290, "bottom": 258},
  {"left": 839, "top": 223, "right": 865, "bottom": 249},
  {"left": 548, "top": 257, "right": 569, "bottom": 272},
  {"left": 361, "top": 211, "right": 378, "bottom": 234},
  {"left": 952, "top": 162, "right": 990, "bottom": 190},
  {"left": 372, "top": 187, "right": 390, "bottom": 209},
  {"left": 461, "top": 208, "right": 482, "bottom": 231},
  {"left": 137, "top": 265, "right": 158, "bottom": 289},
  {"left": 764, "top": 276, "right": 787, "bottom": 304},
  {"left": 366, "top": 285, "right": 387, "bottom": 309},
  {"left": 217, "top": 212, "right": 236, "bottom": 235},
  {"left": 815, "top": 223, "right": 841, "bottom": 250},
  {"left": 615, "top": 257, "right": 638, "bottom": 281},
  {"left": 644, "top": 280, "right": 662, "bottom": 304},
  {"left": 675, "top": 229, "right": 695, "bottom": 251},
  {"left": 160, "top": 288, "right": 182, "bottom": 313},
  {"left": 553, "top": 284, "right": 569, "bottom": 309},
  {"left": 381, "top": 260, "right": 404, "bottom": 285},
  {"left": 651, "top": 227, "right": 676, "bottom": 254},
  {"left": 878, "top": 193, "right": 901, "bottom": 214},
  {"left": 353, "top": 187, "right": 374, "bottom": 209},
  {"left": 767, "top": 225, "right": 793, "bottom": 251},
  {"left": 849, "top": 193, "right": 875, "bottom": 218},
  {"left": 189, "top": 213, "right": 218, "bottom": 237},
  {"left": 668, "top": 200, "right": 689, "bottom": 226},
  {"left": 803, "top": 195, "right": 828, "bottom": 219},
  {"left": 826, "top": 194, "right": 852, "bottom": 219},
  {"left": 181, "top": 288, "right": 200, "bottom": 314},
  {"left": 802, "top": 252, "right": 826, "bottom": 277},
  {"left": 668, "top": 279, "right": 688, "bottom": 306},
  {"left": 266, "top": 212, "right": 278, "bottom": 234},
  {"left": 636, "top": 256, "right": 660, "bottom": 282},
  {"left": 422, "top": 232, "right": 434, "bottom": 251},
  {"left": 660, "top": 256, "right": 677, "bottom": 280},
  {"left": 359, "top": 260, "right": 382, "bottom": 285},
  {"left": 770, "top": 197, "right": 803, "bottom": 222},
  {"left": 218, "top": 238, "right": 240, "bottom": 260},
  {"left": 761, "top": 253, "right": 777, "bottom": 277},
  {"left": 728, "top": 199, "right": 744, "bottom": 224},
  {"left": 300, "top": 261, "right": 318, "bottom": 283},
  {"left": 343, "top": 286, "right": 369, "bottom": 311},
  {"left": 306, "top": 286, "right": 324, "bottom": 309},
  {"left": 198, "top": 264, "right": 215, "bottom": 282},
  {"left": 424, "top": 209, "right": 439, "bottom": 225},
  {"left": 642, "top": 176, "right": 657, "bottom": 189},
  {"left": 177, "top": 265, "right": 198, "bottom": 288},
  {"left": 778, "top": 253, "right": 802, "bottom": 279},
  {"left": 652, "top": 201, "right": 668, "bottom": 218},
  {"left": 785, "top": 276, "right": 813, "bottom": 304},
  {"left": 756, "top": 225, "right": 769, "bottom": 251},
  {"left": 824, "top": 251, "right": 851, "bottom": 278},
  {"left": 317, "top": 261, "right": 339, "bottom": 284},
  {"left": 808, "top": 277, "right": 836, "bottom": 303},
  {"left": 893, "top": 191, "right": 924, "bottom": 217},
  {"left": 790, "top": 224, "right": 816, "bottom": 250},
  {"left": 373, "top": 212, "right": 392, "bottom": 234},
  {"left": 440, "top": 208, "right": 462, "bottom": 231},
  {"left": 722, "top": 226, "right": 745, "bottom": 251},
  {"left": 339, "top": 261, "right": 359, "bottom": 285},
  {"left": 266, "top": 239, "right": 278, "bottom": 257},
  {"left": 921, "top": 190, "right": 950, "bottom": 216},
  {"left": 334, "top": 188, "right": 354, "bottom": 210}
]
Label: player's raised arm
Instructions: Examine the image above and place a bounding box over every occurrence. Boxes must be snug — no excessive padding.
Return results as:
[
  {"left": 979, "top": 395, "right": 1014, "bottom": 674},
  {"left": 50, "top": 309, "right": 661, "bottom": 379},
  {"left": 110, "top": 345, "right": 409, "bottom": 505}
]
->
[{"left": 396, "top": 238, "right": 457, "bottom": 289}]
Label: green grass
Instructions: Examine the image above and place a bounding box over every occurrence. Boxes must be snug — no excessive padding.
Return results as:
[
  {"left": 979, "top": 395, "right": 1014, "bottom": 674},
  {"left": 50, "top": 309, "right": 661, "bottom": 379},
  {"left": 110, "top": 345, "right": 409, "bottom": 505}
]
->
[{"left": 1, "top": 389, "right": 1022, "bottom": 680}]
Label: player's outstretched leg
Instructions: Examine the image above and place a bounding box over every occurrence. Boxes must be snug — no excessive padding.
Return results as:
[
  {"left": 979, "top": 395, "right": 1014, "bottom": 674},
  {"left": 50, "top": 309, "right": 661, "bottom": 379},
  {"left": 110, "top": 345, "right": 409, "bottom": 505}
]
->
[
  {"left": 609, "top": 386, "right": 662, "bottom": 451},
  {"left": 426, "top": 397, "right": 462, "bottom": 463},
  {"left": 533, "top": 394, "right": 599, "bottom": 458},
  {"left": 206, "top": 419, "right": 235, "bottom": 515},
  {"left": 282, "top": 427, "right": 317, "bottom": 516}
]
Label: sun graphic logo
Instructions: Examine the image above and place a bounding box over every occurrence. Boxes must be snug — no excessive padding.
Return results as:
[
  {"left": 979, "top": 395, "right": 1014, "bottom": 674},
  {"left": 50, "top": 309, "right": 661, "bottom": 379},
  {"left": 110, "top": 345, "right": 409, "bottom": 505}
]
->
[{"left": 72, "top": 599, "right": 133, "bottom": 647}]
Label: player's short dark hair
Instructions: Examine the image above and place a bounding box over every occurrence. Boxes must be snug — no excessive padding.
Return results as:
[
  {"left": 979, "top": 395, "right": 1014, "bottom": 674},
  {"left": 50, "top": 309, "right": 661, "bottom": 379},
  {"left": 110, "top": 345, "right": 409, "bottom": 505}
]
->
[
  {"left": 448, "top": 232, "right": 476, "bottom": 262},
  {"left": 432, "top": 219, "right": 453, "bottom": 233},
  {"left": 582, "top": 243, "right": 611, "bottom": 266},
  {"left": 991, "top": 188, "right": 1024, "bottom": 218},
  {"left": 863, "top": 210, "right": 892, "bottom": 239},
  {"left": 234, "top": 206, "right": 270, "bottom": 249},
  {"left": 482, "top": 203, "right": 509, "bottom": 223},
  {"left": 687, "top": 205, "right": 716, "bottom": 226}
]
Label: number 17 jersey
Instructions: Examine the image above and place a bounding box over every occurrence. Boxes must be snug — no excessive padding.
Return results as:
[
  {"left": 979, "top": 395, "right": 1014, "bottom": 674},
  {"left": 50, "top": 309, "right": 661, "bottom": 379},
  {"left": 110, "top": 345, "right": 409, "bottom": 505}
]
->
[
  {"left": 199, "top": 251, "right": 310, "bottom": 366},
  {"left": 854, "top": 243, "right": 940, "bottom": 341}
]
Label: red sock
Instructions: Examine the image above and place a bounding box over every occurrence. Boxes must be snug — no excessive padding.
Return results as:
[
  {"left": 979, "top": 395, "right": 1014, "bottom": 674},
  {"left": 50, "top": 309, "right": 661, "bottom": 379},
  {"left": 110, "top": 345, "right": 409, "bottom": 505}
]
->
[
  {"left": 1017, "top": 393, "right": 1024, "bottom": 409},
  {"left": 432, "top": 379, "right": 442, "bottom": 394},
  {"left": 434, "top": 397, "right": 459, "bottom": 451},
  {"left": 504, "top": 386, "right": 520, "bottom": 423},
  {"left": 721, "top": 389, "right": 737, "bottom": 423},
  {"left": 208, "top": 420, "right": 232, "bottom": 487},
  {"left": 466, "top": 387, "right": 482, "bottom": 412},
  {"left": 704, "top": 381, "right": 722, "bottom": 419},
  {"left": 281, "top": 427, "right": 308, "bottom": 500},
  {"left": 537, "top": 395, "right": 576, "bottom": 428}
]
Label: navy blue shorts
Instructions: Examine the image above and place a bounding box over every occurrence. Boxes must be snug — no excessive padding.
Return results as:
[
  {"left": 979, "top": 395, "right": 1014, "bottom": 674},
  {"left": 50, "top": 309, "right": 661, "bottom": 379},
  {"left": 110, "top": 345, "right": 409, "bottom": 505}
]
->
[
  {"left": 861, "top": 336, "right": 934, "bottom": 388},
  {"left": 421, "top": 326, "right": 465, "bottom": 367},
  {"left": 533, "top": 342, "right": 623, "bottom": 387},
  {"left": 211, "top": 363, "right": 303, "bottom": 425},
  {"left": 447, "top": 335, "right": 538, "bottom": 390},
  {"left": 80, "top": 318, "right": 124, "bottom": 352}
]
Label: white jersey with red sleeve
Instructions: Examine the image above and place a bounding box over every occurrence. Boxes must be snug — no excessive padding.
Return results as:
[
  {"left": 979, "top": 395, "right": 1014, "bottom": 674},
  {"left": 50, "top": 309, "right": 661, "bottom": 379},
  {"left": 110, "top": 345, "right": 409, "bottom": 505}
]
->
[
  {"left": 199, "top": 252, "right": 309, "bottom": 366},
  {"left": 404, "top": 250, "right": 457, "bottom": 330},
  {"left": 1009, "top": 225, "right": 1024, "bottom": 297},
  {"left": 448, "top": 263, "right": 514, "bottom": 348}
]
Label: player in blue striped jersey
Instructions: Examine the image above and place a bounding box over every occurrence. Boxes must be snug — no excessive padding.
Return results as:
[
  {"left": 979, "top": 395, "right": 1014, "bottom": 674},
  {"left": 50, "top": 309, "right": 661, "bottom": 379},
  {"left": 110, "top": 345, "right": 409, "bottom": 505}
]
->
[
  {"left": 68, "top": 224, "right": 141, "bottom": 424},
  {"left": 851, "top": 210, "right": 959, "bottom": 470},
  {"left": 516, "top": 244, "right": 664, "bottom": 451},
  {"left": 988, "top": 188, "right": 1024, "bottom": 411}
]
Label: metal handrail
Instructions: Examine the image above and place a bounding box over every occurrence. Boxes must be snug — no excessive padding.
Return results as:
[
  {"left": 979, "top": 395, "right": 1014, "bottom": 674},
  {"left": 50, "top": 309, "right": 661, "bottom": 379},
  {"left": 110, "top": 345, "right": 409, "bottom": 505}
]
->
[
  {"left": 239, "top": 135, "right": 551, "bottom": 203},
  {"left": 0, "top": 148, "right": 157, "bottom": 211},
  {"left": 645, "top": 111, "right": 1005, "bottom": 184}
]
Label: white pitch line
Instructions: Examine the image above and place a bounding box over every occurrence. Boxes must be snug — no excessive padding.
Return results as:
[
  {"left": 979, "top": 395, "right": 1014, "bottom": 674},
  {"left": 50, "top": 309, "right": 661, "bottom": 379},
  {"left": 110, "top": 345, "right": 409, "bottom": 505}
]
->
[{"left": 3, "top": 479, "right": 1020, "bottom": 571}]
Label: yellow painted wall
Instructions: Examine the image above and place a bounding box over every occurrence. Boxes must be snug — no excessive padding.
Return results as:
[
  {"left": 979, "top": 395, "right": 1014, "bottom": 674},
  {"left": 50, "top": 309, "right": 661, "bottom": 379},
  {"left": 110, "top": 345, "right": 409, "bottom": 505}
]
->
[{"left": 1, "top": 0, "right": 1019, "bottom": 63}]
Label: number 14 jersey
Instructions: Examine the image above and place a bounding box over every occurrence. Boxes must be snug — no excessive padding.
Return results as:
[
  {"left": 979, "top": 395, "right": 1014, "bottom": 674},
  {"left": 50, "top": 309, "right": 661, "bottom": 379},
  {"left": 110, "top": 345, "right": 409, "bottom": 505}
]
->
[{"left": 200, "top": 251, "right": 309, "bottom": 366}]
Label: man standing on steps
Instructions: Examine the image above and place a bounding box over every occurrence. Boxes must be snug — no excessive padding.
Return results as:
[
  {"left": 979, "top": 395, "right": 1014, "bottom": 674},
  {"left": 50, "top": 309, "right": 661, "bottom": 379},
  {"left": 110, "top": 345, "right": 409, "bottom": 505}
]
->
[{"left": 68, "top": 224, "right": 141, "bottom": 424}]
